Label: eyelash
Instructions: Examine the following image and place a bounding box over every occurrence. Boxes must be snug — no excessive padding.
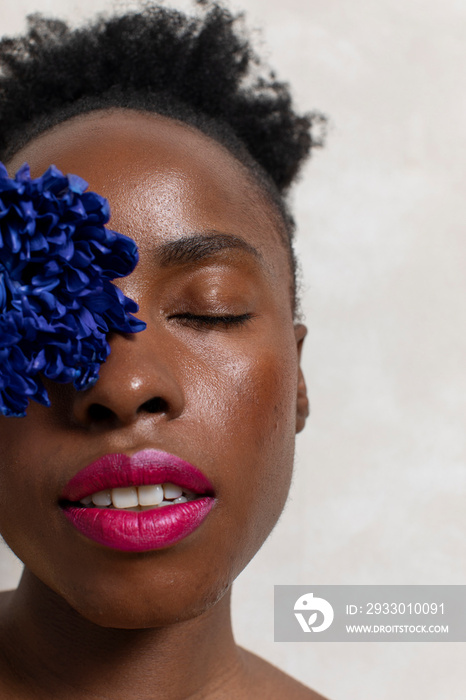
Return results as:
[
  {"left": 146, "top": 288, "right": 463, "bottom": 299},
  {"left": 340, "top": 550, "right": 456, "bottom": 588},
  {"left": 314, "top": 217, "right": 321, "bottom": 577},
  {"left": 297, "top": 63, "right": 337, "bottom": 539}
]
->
[{"left": 170, "top": 312, "right": 253, "bottom": 330}]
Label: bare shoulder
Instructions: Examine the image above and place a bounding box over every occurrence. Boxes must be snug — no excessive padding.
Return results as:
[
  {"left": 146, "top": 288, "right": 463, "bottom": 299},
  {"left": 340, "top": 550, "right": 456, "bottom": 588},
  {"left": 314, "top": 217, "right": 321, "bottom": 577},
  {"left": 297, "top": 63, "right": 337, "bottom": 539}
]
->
[{"left": 238, "top": 648, "right": 329, "bottom": 700}]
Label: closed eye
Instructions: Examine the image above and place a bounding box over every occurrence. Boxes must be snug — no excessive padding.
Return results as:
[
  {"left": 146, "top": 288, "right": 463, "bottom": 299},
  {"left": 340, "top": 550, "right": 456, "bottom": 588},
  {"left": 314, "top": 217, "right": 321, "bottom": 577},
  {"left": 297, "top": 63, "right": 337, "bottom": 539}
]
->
[{"left": 169, "top": 312, "right": 253, "bottom": 330}]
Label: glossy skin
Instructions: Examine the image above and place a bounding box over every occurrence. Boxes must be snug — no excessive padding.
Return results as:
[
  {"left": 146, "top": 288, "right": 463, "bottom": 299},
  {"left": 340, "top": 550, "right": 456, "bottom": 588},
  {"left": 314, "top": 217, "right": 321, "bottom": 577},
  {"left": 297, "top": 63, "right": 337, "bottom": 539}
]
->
[{"left": 0, "top": 110, "right": 324, "bottom": 699}]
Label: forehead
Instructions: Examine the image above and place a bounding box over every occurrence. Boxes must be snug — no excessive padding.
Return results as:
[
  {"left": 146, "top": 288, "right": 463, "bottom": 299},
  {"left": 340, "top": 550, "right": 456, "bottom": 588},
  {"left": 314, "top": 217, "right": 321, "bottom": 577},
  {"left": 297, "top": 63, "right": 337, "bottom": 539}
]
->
[{"left": 7, "top": 110, "right": 289, "bottom": 280}]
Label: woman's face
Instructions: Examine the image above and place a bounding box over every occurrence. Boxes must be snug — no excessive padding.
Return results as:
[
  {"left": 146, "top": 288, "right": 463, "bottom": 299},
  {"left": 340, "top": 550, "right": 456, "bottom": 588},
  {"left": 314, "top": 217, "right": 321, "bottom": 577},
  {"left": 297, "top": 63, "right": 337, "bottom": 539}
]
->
[{"left": 1, "top": 110, "right": 308, "bottom": 627}]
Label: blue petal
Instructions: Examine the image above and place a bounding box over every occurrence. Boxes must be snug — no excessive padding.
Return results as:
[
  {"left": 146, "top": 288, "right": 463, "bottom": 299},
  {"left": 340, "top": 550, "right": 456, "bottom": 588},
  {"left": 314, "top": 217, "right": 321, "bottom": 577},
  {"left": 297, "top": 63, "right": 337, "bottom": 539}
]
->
[{"left": 0, "top": 160, "right": 145, "bottom": 416}]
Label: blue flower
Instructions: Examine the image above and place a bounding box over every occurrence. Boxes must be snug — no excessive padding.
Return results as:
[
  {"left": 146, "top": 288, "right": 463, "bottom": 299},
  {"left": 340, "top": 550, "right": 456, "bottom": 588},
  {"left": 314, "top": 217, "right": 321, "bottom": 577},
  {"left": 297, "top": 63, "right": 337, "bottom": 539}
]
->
[{"left": 0, "top": 162, "right": 146, "bottom": 416}]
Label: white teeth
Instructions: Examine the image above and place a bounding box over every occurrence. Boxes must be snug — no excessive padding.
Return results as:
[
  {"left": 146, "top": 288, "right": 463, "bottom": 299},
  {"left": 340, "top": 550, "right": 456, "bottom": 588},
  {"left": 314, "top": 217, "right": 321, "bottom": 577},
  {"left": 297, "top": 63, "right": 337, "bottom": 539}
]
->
[
  {"left": 79, "top": 482, "right": 197, "bottom": 509},
  {"left": 91, "top": 490, "right": 112, "bottom": 507},
  {"left": 163, "top": 483, "right": 183, "bottom": 499},
  {"left": 111, "top": 487, "right": 138, "bottom": 509},
  {"left": 138, "top": 484, "right": 164, "bottom": 506}
]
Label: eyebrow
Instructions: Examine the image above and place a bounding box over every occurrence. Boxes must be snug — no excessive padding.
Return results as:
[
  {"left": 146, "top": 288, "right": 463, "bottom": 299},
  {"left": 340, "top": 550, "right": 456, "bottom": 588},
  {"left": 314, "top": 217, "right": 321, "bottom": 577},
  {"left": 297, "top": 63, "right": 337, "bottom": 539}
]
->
[{"left": 157, "top": 232, "right": 263, "bottom": 268}]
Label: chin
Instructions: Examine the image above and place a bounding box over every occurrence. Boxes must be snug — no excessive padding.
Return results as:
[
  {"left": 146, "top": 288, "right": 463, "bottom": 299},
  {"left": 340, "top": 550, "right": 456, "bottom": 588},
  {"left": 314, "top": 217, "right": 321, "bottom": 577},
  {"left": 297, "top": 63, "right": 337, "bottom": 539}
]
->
[{"left": 45, "top": 560, "right": 234, "bottom": 630}]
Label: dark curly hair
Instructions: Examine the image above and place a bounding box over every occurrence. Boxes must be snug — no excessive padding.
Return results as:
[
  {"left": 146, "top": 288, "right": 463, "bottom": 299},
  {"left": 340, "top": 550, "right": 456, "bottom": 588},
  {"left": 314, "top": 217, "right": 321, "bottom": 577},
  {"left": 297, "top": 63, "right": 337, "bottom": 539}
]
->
[{"left": 0, "top": 1, "right": 324, "bottom": 309}]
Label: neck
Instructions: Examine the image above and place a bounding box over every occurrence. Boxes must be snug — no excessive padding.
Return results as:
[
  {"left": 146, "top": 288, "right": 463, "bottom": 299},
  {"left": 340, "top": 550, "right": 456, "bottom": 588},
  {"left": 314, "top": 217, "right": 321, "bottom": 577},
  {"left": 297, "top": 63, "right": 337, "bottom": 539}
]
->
[{"left": 0, "top": 569, "right": 245, "bottom": 700}]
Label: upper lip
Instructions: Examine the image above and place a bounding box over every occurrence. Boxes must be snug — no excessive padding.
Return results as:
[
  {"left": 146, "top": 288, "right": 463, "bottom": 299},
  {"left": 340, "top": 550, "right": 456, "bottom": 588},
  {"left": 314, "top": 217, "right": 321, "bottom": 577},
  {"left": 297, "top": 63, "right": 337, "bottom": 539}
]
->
[{"left": 61, "top": 449, "right": 215, "bottom": 502}]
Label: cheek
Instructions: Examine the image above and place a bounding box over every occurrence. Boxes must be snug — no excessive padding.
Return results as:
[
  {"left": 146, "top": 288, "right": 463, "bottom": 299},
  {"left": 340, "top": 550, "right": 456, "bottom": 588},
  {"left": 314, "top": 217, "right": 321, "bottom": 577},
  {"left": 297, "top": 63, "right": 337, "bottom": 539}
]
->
[
  {"left": 0, "top": 414, "right": 66, "bottom": 554},
  {"left": 232, "top": 348, "right": 298, "bottom": 501},
  {"left": 187, "top": 339, "right": 297, "bottom": 455},
  {"left": 182, "top": 336, "right": 298, "bottom": 569}
]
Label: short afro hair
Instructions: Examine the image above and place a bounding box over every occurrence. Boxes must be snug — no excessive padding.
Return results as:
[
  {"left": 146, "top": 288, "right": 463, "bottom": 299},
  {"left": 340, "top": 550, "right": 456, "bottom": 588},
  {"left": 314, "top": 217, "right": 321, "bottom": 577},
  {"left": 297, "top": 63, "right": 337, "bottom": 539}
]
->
[{"left": 0, "top": 1, "right": 324, "bottom": 310}]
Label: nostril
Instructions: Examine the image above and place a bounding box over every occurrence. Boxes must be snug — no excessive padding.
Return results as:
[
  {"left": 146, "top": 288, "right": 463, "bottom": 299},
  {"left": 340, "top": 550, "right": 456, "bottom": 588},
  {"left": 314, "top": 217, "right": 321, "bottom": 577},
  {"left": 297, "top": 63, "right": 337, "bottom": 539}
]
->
[
  {"left": 140, "top": 397, "right": 169, "bottom": 414},
  {"left": 81, "top": 396, "right": 169, "bottom": 426},
  {"left": 87, "top": 404, "right": 115, "bottom": 423}
]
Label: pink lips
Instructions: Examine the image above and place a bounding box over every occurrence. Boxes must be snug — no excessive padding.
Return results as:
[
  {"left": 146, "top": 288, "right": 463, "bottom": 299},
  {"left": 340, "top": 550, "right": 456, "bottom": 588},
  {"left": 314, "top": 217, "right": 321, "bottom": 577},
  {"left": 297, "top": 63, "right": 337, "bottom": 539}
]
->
[{"left": 61, "top": 450, "right": 215, "bottom": 552}]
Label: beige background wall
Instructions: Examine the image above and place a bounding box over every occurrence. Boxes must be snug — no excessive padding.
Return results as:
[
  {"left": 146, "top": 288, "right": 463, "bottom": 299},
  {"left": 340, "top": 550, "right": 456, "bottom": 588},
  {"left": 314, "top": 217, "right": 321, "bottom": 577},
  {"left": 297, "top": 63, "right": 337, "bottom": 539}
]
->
[{"left": 1, "top": 1, "right": 465, "bottom": 699}]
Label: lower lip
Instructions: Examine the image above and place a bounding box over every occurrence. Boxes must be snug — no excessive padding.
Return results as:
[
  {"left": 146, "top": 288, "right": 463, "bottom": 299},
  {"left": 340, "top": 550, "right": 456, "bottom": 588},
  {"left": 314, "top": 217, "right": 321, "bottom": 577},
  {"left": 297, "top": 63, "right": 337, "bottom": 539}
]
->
[{"left": 63, "top": 498, "right": 215, "bottom": 552}]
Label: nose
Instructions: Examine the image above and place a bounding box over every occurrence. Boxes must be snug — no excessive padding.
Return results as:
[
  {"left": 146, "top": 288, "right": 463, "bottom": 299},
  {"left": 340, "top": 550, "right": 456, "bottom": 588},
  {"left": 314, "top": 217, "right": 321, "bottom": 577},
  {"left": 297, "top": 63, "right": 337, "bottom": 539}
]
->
[{"left": 71, "top": 327, "right": 185, "bottom": 428}]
